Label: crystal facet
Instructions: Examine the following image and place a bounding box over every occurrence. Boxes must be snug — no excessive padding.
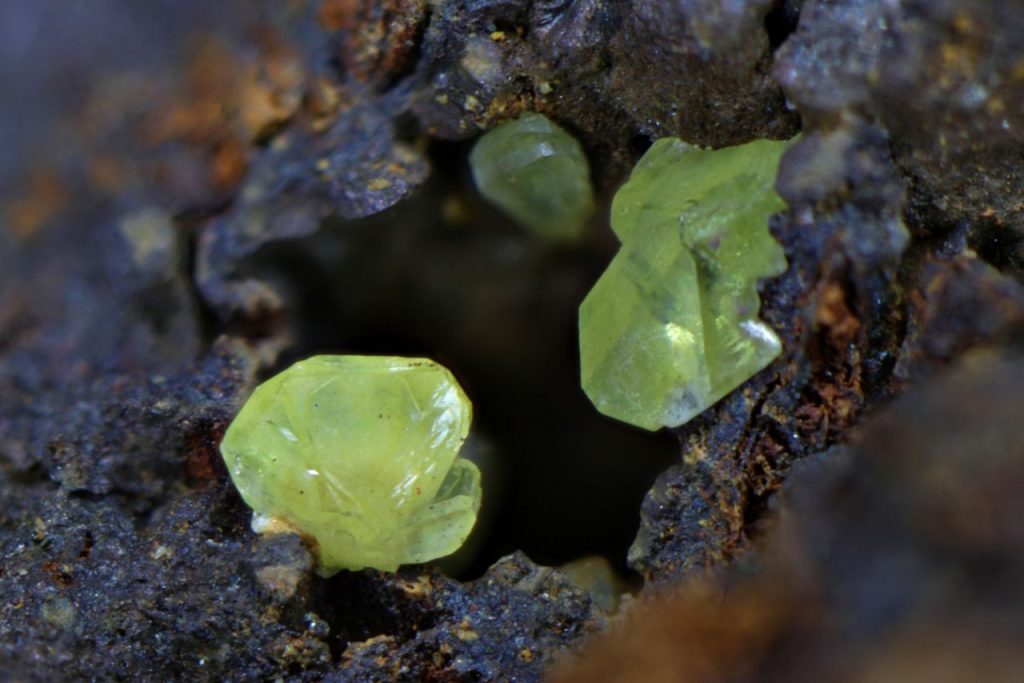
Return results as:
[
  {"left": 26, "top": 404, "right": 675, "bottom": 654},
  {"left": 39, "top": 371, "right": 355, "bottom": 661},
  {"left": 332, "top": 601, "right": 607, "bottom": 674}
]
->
[
  {"left": 579, "top": 138, "right": 790, "bottom": 431},
  {"left": 470, "top": 112, "right": 594, "bottom": 242},
  {"left": 220, "top": 355, "right": 480, "bottom": 574}
]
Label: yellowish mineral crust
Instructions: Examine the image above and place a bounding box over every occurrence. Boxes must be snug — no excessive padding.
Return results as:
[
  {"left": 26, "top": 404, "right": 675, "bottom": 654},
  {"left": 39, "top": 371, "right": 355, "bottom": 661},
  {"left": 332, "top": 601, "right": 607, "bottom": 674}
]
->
[{"left": 220, "top": 355, "right": 481, "bottom": 574}]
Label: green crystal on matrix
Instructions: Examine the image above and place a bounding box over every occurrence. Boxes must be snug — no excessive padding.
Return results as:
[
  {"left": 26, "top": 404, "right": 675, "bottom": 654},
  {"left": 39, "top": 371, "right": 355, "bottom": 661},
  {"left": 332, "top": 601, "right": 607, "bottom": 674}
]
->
[
  {"left": 579, "top": 138, "right": 790, "bottom": 431},
  {"left": 470, "top": 112, "right": 594, "bottom": 242},
  {"left": 219, "top": 355, "right": 480, "bottom": 574}
]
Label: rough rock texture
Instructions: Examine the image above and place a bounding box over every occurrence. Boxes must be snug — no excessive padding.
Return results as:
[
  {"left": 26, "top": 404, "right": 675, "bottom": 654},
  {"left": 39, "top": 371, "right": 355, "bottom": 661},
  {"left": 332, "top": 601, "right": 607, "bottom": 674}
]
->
[
  {"left": 0, "top": 1, "right": 646, "bottom": 677},
  {"left": 626, "top": 0, "right": 1024, "bottom": 586},
  {"left": 197, "top": 95, "right": 430, "bottom": 323},
  {"left": 411, "top": 0, "right": 799, "bottom": 186},
  {"left": 3, "top": 0, "right": 1024, "bottom": 679},
  {"left": 629, "top": 119, "right": 1024, "bottom": 584},
  {"left": 611, "top": 0, "right": 796, "bottom": 145},
  {"left": 553, "top": 348, "right": 1024, "bottom": 682},
  {"left": 332, "top": 553, "right": 603, "bottom": 681},
  {"left": 776, "top": 0, "right": 1024, "bottom": 260}
]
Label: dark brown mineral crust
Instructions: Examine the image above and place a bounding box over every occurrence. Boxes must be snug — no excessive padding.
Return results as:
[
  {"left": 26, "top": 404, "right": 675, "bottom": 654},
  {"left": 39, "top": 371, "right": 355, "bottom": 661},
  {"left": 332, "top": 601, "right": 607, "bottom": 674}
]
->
[
  {"left": 410, "top": 0, "right": 799, "bottom": 187},
  {"left": 2, "top": 0, "right": 1024, "bottom": 680},
  {"left": 552, "top": 348, "right": 1024, "bottom": 682},
  {"left": 775, "top": 0, "right": 1024, "bottom": 256},
  {"left": 628, "top": 119, "right": 1024, "bottom": 585}
]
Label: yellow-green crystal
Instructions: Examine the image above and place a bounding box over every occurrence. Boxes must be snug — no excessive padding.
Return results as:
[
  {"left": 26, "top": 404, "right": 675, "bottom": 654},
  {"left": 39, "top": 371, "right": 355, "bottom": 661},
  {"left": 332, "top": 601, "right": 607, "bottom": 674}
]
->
[
  {"left": 579, "top": 138, "right": 790, "bottom": 431},
  {"left": 220, "top": 355, "right": 480, "bottom": 574},
  {"left": 469, "top": 112, "right": 594, "bottom": 242}
]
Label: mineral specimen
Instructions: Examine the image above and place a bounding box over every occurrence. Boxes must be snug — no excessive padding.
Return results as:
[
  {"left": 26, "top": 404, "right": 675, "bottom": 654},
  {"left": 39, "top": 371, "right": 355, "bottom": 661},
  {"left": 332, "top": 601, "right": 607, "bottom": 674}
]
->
[
  {"left": 469, "top": 112, "right": 594, "bottom": 242},
  {"left": 219, "top": 355, "right": 481, "bottom": 574},
  {"left": 579, "top": 138, "right": 790, "bottom": 431}
]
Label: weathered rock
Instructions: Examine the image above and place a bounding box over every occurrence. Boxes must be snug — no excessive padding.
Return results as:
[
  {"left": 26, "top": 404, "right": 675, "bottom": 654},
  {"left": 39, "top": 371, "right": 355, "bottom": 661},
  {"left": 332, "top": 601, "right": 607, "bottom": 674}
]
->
[
  {"left": 410, "top": 0, "right": 798, "bottom": 186},
  {"left": 555, "top": 347, "right": 1024, "bottom": 681},
  {"left": 5, "top": 0, "right": 1024, "bottom": 679},
  {"left": 776, "top": 0, "right": 1024, "bottom": 267},
  {"left": 196, "top": 96, "right": 429, "bottom": 324},
  {"left": 331, "top": 552, "right": 603, "bottom": 682},
  {"left": 629, "top": 120, "right": 1024, "bottom": 584}
]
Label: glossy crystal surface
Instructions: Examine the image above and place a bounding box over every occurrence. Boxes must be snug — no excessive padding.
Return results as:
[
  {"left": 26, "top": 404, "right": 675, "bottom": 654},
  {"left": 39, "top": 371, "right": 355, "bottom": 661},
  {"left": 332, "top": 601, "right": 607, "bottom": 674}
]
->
[
  {"left": 470, "top": 112, "right": 594, "bottom": 242},
  {"left": 220, "top": 355, "right": 479, "bottom": 574},
  {"left": 579, "top": 138, "right": 790, "bottom": 431}
]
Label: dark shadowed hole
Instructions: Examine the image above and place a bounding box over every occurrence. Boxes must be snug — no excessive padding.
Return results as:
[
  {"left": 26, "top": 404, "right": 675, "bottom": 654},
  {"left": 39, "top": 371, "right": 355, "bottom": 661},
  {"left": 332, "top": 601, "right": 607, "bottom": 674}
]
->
[
  {"left": 492, "top": 18, "right": 521, "bottom": 37},
  {"left": 969, "top": 217, "right": 1024, "bottom": 277},
  {"left": 629, "top": 134, "right": 653, "bottom": 157},
  {"left": 764, "top": 0, "right": 801, "bottom": 51},
  {"left": 242, "top": 141, "right": 677, "bottom": 580}
]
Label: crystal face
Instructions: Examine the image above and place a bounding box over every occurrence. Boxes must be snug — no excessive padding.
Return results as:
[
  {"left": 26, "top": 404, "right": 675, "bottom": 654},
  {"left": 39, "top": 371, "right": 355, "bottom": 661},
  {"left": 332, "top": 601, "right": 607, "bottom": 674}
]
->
[
  {"left": 579, "top": 138, "right": 790, "bottom": 431},
  {"left": 469, "top": 112, "right": 594, "bottom": 242},
  {"left": 220, "top": 355, "right": 480, "bottom": 574}
]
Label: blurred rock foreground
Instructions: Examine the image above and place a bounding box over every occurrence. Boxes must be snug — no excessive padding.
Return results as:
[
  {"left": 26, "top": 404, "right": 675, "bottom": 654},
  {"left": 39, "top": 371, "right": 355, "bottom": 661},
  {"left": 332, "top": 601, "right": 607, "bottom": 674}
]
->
[{"left": 2, "top": 0, "right": 1024, "bottom": 680}]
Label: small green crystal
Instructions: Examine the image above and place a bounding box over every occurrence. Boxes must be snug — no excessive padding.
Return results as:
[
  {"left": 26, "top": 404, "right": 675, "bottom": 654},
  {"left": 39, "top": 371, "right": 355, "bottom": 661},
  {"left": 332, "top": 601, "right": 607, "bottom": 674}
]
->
[
  {"left": 579, "top": 138, "right": 790, "bottom": 431},
  {"left": 220, "top": 355, "right": 480, "bottom": 574},
  {"left": 469, "top": 112, "right": 594, "bottom": 242}
]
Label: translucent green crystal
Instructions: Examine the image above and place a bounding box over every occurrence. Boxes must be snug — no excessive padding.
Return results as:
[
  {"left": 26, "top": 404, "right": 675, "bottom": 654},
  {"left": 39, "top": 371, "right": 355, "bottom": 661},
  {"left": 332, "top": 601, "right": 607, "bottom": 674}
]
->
[
  {"left": 579, "top": 138, "right": 790, "bottom": 431},
  {"left": 469, "top": 112, "right": 594, "bottom": 242},
  {"left": 220, "top": 355, "right": 480, "bottom": 574}
]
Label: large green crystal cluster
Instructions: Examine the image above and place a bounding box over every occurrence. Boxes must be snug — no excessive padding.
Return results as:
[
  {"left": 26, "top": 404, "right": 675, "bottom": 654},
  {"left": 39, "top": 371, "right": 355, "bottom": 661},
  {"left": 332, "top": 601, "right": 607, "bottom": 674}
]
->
[
  {"left": 220, "top": 355, "right": 480, "bottom": 574},
  {"left": 469, "top": 112, "right": 594, "bottom": 242},
  {"left": 579, "top": 138, "right": 790, "bottom": 431}
]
